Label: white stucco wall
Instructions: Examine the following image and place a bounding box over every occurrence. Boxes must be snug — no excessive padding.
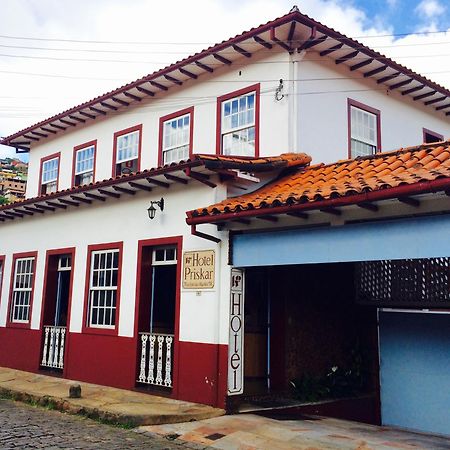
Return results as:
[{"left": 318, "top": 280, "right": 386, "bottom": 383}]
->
[
  {"left": 22, "top": 46, "right": 450, "bottom": 199},
  {"left": 296, "top": 53, "right": 450, "bottom": 164},
  {"left": 0, "top": 181, "right": 231, "bottom": 345},
  {"left": 25, "top": 49, "right": 291, "bottom": 199}
]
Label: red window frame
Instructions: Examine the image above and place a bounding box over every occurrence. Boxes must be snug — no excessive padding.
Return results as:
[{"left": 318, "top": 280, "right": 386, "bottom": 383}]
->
[
  {"left": 38, "top": 152, "right": 61, "bottom": 195},
  {"left": 423, "top": 128, "right": 444, "bottom": 143},
  {"left": 158, "top": 107, "right": 194, "bottom": 166},
  {"left": 39, "top": 247, "right": 76, "bottom": 330},
  {"left": 347, "top": 98, "right": 381, "bottom": 159},
  {"left": 216, "top": 83, "right": 260, "bottom": 157},
  {"left": 6, "top": 251, "right": 38, "bottom": 329},
  {"left": 82, "top": 242, "right": 123, "bottom": 336},
  {"left": 112, "top": 124, "right": 142, "bottom": 177},
  {"left": 134, "top": 236, "right": 183, "bottom": 397},
  {"left": 72, "top": 140, "right": 97, "bottom": 187},
  {"left": 0, "top": 255, "right": 5, "bottom": 307}
]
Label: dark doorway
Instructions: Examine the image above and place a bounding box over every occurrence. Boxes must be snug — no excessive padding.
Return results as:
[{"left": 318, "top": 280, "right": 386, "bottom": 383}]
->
[
  {"left": 41, "top": 252, "right": 73, "bottom": 372},
  {"left": 238, "top": 263, "right": 379, "bottom": 424},
  {"left": 136, "top": 245, "right": 178, "bottom": 389},
  {"left": 243, "top": 267, "right": 270, "bottom": 396}
]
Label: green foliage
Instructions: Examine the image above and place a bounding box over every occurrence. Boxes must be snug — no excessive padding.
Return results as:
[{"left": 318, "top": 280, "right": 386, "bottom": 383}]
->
[
  {"left": 0, "top": 196, "right": 8, "bottom": 205},
  {"left": 290, "top": 341, "right": 368, "bottom": 402}
]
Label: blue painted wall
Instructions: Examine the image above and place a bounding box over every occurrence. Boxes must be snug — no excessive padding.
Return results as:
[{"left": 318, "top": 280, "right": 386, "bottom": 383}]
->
[
  {"left": 379, "top": 311, "right": 450, "bottom": 436},
  {"left": 233, "top": 215, "right": 450, "bottom": 266}
]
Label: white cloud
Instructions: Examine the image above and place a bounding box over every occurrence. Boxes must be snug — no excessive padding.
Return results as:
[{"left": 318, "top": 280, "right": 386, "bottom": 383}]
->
[
  {"left": 0, "top": 0, "right": 449, "bottom": 160},
  {"left": 415, "top": 0, "right": 445, "bottom": 18}
]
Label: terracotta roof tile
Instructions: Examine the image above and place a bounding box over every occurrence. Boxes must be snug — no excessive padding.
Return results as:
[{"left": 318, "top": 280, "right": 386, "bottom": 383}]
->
[{"left": 190, "top": 140, "right": 450, "bottom": 220}]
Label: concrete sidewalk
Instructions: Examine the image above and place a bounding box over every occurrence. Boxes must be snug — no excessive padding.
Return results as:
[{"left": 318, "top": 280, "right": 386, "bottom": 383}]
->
[
  {"left": 0, "top": 367, "right": 224, "bottom": 427},
  {"left": 140, "top": 413, "right": 450, "bottom": 449}
]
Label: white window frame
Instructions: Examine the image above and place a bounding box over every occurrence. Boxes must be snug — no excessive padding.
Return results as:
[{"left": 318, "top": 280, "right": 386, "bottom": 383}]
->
[
  {"left": 74, "top": 145, "right": 95, "bottom": 185},
  {"left": 350, "top": 105, "right": 379, "bottom": 158},
  {"left": 88, "top": 249, "right": 120, "bottom": 329},
  {"left": 152, "top": 246, "right": 177, "bottom": 266},
  {"left": 162, "top": 114, "right": 191, "bottom": 164},
  {"left": 11, "top": 257, "right": 35, "bottom": 323},
  {"left": 41, "top": 157, "right": 59, "bottom": 193},
  {"left": 221, "top": 91, "right": 256, "bottom": 157},
  {"left": 116, "top": 130, "right": 140, "bottom": 165}
]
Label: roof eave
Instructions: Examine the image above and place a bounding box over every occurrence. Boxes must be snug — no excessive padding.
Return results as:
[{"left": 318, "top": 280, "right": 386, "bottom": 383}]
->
[{"left": 186, "top": 176, "right": 450, "bottom": 225}]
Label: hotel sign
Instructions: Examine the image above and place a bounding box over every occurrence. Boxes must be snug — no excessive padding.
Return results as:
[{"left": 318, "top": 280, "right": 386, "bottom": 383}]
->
[
  {"left": 228, "top": 268, "right": 245, "bottom": 395},
  {"left": 182, "top": 250, "right": 215, "bottom": 289}
]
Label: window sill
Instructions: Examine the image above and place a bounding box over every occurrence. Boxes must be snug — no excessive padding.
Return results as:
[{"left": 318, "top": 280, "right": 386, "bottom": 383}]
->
[
  {"left": 6, "top": 322, "right": 31, "bottom": 330},
  {"left": 81, "top": 327, "right": 118, "bottom": 337}
]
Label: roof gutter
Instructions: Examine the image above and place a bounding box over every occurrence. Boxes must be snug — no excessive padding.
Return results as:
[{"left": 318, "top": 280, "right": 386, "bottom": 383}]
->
[
  {"left": 186, "top": 177, "right": 450, "bottom": 225},
  {"left": 190, "top": 224, "right": 221, "bottom": 243}
]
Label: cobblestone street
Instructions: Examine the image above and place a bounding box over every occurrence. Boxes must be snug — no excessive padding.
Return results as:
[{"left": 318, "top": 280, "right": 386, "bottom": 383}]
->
[{"left": 0, "top": 399, "right": 194, "bottom": 449}]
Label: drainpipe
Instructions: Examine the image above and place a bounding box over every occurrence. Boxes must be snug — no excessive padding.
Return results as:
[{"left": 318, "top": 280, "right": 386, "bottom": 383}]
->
[
  {"left": 289, "top": 49, "right": 305, "bottom": 153},
  {"left": 190, "top": 224, "right": 221, "bottom": 243}
]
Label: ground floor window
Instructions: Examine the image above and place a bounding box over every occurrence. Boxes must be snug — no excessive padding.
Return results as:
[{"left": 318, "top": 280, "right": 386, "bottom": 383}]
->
[
  {"left": 86, "top": 245, "right": 122, "bottom": 330},
  {"left": 10, "top": 256, "right": 35, "bottom": 323}
]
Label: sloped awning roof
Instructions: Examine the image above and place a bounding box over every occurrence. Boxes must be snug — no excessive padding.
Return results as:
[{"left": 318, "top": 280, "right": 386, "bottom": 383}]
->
[
  {"left": 0, "top": 153, "right": 307, "bottom": 224},
  {"left": 2, "top": 8, "right": 450, "bottom": 152},
  {"left": 187, "top": 141, "right": 450, "bottom": 224}
]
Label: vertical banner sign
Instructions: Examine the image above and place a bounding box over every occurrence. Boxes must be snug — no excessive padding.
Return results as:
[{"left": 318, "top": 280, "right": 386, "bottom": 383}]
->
[{"left": 228, "top": 268, "right": 245, "bottom": 395}]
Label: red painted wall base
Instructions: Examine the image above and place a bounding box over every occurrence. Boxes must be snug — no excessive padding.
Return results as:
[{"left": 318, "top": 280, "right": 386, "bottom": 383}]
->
[
  {"left": 0, "top": 328, "right": 229, "bottom": 409},
  {"left": 177, "top": 341, "right": 228, "bottom": 409},
  {"left": 0, "top": 328, "right": 41, "bottom": 372},
  {"left": 64, "top": 332, "right": 137, "bottom": 389}
]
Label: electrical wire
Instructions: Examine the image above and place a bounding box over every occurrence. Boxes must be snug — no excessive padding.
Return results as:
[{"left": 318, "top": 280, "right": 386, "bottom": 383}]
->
[
  {"left": 0, "top": 85, "right": 427, "bottom": 122},
  {"left": 0, "top": 29, "right": 448, "bottom": 45},
  {"left": 0, "top": 39, "right": 449, "bottom": 55},
  {"left": 0, "top": 51, "right": 449, "bottom": 65}
]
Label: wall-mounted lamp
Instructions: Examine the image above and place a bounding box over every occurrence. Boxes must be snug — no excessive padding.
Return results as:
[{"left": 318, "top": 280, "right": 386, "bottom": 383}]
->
[{"left": 147, "top": 198, "right": 164, "bottom": 220}]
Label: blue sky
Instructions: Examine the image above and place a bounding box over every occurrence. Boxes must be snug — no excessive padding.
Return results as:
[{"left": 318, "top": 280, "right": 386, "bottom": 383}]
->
[{"left": 0, "top": 0, "right": 449, "bottom": 163}]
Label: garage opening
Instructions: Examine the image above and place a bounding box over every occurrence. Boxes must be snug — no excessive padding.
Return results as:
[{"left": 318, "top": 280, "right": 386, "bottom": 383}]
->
[{"left": 235, "top": 263, "right": 379, "bottom": 424}]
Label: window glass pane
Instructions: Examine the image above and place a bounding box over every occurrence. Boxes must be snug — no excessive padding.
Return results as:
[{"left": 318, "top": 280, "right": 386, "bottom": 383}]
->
[
  {"left": 88, "top": 250, "right": 119, "bottom": 328},
  {"left": 42, "top": 158, "right": 59, "bottom": 184},
  {"left": 350, "top": 105, "right": 378, "bottom": 158},
  {"left": 116, "top": 130, "right": 139, "bottom": 164},
  {"left": 75, "top": 145, "right": 95, "bottom": 176},
  {"left": 221, "top": 91, "right": 256, "bottom": 156},
  {"left": 11, "top": 257, "right": 34, "bottom": 323},
  {"left": 162, "top": 113, "right": 190, "bottom": 164}
]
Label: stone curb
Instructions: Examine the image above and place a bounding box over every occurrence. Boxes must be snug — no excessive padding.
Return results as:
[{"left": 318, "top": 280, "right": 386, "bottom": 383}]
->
[{"left": 0, "top": 386, "right": 224, "bottom": 427}]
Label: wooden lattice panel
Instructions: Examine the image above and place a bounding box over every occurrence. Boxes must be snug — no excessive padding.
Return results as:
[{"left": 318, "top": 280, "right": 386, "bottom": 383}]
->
[{"left": 356, "top": 258, "right": 450, "bottom": 307}]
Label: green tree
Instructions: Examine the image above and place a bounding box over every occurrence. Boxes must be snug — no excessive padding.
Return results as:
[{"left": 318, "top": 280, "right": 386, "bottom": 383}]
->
[{"left": 0, "top": 195, "right": 9, "bottom": 205}]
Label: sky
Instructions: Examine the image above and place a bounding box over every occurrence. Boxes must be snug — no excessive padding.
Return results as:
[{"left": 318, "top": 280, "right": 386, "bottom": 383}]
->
[{"left": 0, "top": 0, "right": 449, "bottom": 163}]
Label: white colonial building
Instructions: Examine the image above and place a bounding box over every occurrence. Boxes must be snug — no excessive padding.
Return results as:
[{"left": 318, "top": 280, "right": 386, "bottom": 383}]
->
[{"left": 0, "top": 8, "right": 450, "bottom": 429}]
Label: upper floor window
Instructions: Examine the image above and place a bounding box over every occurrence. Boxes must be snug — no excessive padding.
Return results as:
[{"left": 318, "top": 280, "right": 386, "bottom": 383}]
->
[
  {"left": 217, "top": 84, "right": 260, "bottom": 157},
  {"left": 113, "top": 125, "right": 142, "bottom": 176},
  {"left": 348, "top": 99, "right": 381, "bottom": 158},
  {"left": 40, "top": 153, "right": 60, "bottom": 195},
  {"left": 159, "top": 107, "right": 193, "bottom": 165},
  {"left": 423, "top": 128, "right": 443, "bottom": 144},
  {"left": 86, "top": 244, "right": 122, "bottom": 330},
  {"left": 73, "top": 141, "right": 96, "bottom": 186},
  {"left": 10, "top": 256, "right": 36, "bottom": 324}
]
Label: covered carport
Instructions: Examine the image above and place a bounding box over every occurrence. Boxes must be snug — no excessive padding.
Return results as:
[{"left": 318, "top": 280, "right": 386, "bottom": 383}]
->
[{"left": 187, "top": 141, "right": 450, "bottom": 435}]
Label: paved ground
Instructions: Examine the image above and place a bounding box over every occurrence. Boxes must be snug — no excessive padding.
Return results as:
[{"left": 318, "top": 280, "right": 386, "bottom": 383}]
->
[
  {"left": 2, "top": 398, "right": 450, "bottom": 450},
  {"left": 0, "top": 367, "right": 224, "bottom": 426},
  {"left": 142, "top": 412, "right": 450, "bottom": 450},
  {"left": 0, "top": 399, "right": 197, "bottom": 449}
]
